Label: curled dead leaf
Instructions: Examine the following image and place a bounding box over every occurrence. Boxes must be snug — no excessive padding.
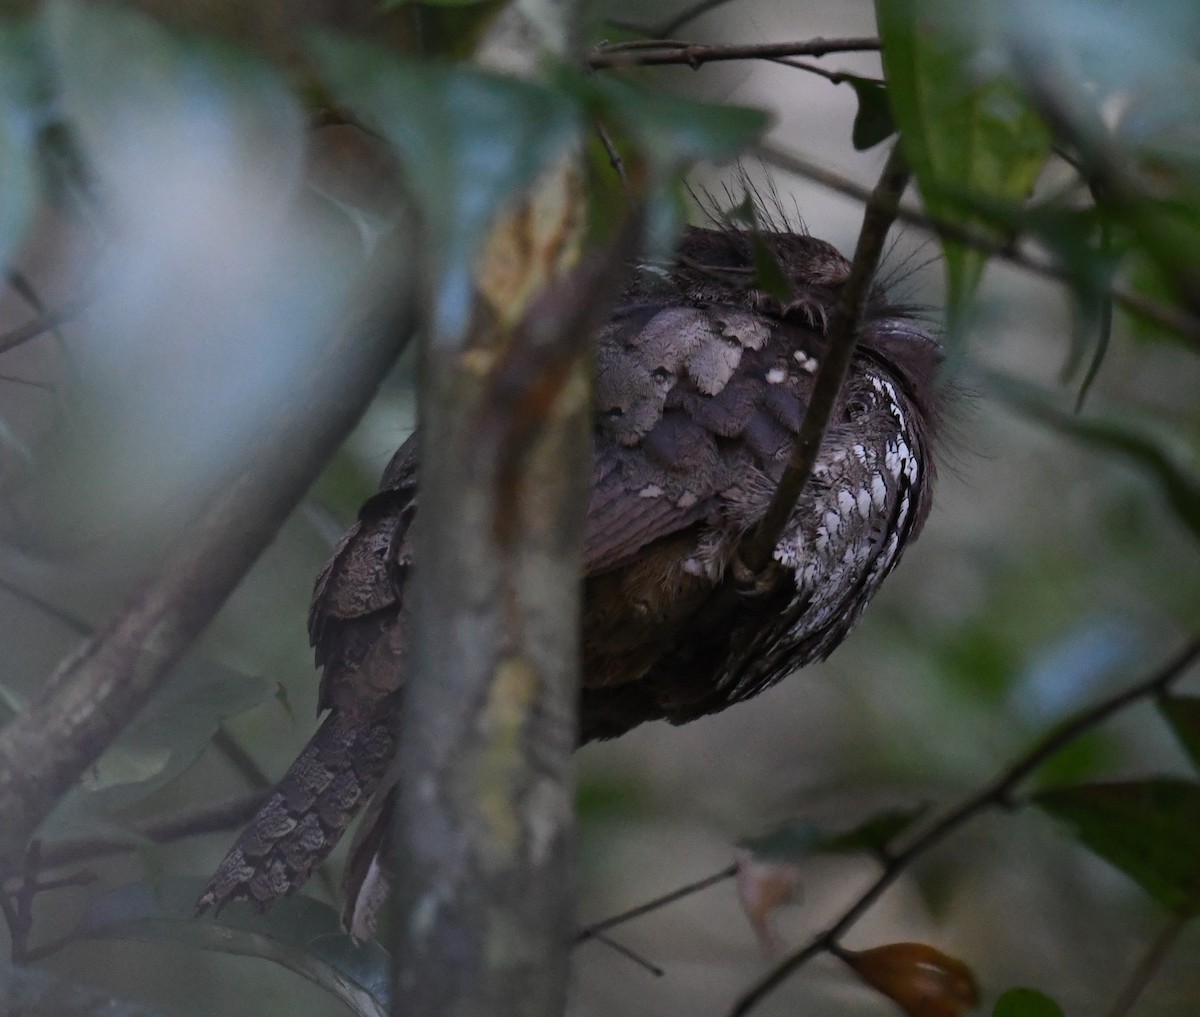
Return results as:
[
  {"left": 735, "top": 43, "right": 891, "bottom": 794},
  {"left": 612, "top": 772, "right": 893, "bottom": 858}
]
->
[
  {"left": 840, "top": 941, "right": 980, "bottom": 1017},
  {"left": 735, "top": 852, "right": 803, "bottom": 953}
]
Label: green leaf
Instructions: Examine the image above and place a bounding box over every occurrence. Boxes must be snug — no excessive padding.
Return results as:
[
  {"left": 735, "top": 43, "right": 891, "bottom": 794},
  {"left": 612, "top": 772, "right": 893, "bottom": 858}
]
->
[
  {"left": 74, "top": 879, "right": 389, "bottom": 1017},
  {"left": 844, "top": 76, "right": 895, "bottom": 151},
  {"left": 740, "top": 820, "right": 824, "bottom": 861},
  {"left": 310, "top": 37, "right": 581, "bottom": 339},
  {"left": 820, "top": 805, "right": 929, "bottom": 855},
  {"left": 1036, "top": 779, "right": 1200, "bottom": 914},
  {"left": 726, "top": 194, "right": 792, "bottom": 302},
  {"left": 742, "top": 806, "right": 927, "bottom": 861},
  {"left": 989, "top": 375, "right": 1200, "bottom": 544},
  {"left": 561, "top": 70, "right": 770, "bottom": 175},
  {"left": 876, "top": 0, "right": 1051, "bottom": 321},
  {"left": 993, "top": 987, "right": 1066, "bottom": 1017},
  {"left": 45, "top": 662, "right": 269, "bottom": 834},
  {"left": 1159, "top": 696, "right": 1200, "bottom": 772}
]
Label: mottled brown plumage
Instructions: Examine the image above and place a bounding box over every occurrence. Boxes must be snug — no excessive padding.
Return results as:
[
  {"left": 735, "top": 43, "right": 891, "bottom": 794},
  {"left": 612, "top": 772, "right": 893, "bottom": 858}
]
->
[{"left": 197, "top": 225, "right": 941, "bottom": 931}]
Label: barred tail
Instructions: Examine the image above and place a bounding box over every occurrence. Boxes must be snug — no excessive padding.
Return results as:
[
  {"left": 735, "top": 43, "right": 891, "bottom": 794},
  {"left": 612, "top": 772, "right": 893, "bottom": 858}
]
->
[{"left": 195, "top": 701, "right": 395, "bottom": 915}]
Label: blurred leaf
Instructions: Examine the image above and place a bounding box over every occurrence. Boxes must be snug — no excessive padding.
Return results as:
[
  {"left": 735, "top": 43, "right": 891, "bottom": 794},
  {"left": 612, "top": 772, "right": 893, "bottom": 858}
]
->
[
  {"left": 74, "top": 879, "right": 389, "bottom": 1017},
  {"left": 311, "top": 37, "right": 581, "bottom": 339},
  {"left": 1036, "top": 779, "right": 1200, "bottom": 914},
  {"left": 727, "top": 194, "right": 792, "bottom": 302},
  {"left": 844, "top": 75, "right": 895, "bottom": 151},
  {"left": 841, "top": 941, "right": 980, "bottom": 1017},
  {"left": 44, "top": 0, "right": 304, "bottom": 195},
  {"left": 876, "top": 0, "right": 1051, "bottom": 320},
  {"left": 559, "top": 68, "right": 769, "bottom": 252},
  {"left": 993, "top": 987, "right": 1066, "bottom": 1017},
  {"left": 562, "top": 70, "right": 770, "bottom": 176},
  {"left": 0, "top": 24, "right": 40, "bottom": 274},
  {"left": 379, "top": 0, "right": 493, "bottom": 7},
  {"left": 990, "top": 375, "right": 1200, "bottom": 544},
  {"left": 742, "top": 806, "right": 927, "bottom": 861},
  {"left": 821, "top": 805, "right": 929, "bottom": 855},
  {"left": 740, "top": 820, "right": 824, "bottom": 861},
  {"left": 576, "top": 770, "right": 651, "bottom": 822},
  {"left": 1159, "top": 695, "right": 1200, "bottom": 771},
  {"left": 46, "top": 662, "right": 269, "bottom": 834},
  {"left": 735, "top": 855, "right": 802, "bottom": 952}
]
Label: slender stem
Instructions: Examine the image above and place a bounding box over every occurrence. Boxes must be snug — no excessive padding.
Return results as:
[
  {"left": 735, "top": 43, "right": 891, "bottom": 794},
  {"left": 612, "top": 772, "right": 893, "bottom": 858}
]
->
[
  {"left": 592, "top": 933, "right": 666, "bottom": 976},
  {"left": 1105, "top": 911, "right": 1191, "bottom": 1017},
  {"left": 589, "top": 37, "right": 881, "bottom": 70},
  {"left": 729, "top": 635, "right": 1200, "bottom": 1017},
  {"left": 575, "top": 863, "right": 738, "bottom": 944},
  {"left": 739, "top": 142, "right": 909, "bottom": 576},
  {"left": 36, "top": 791, "right": 270, "bottom": 869}
]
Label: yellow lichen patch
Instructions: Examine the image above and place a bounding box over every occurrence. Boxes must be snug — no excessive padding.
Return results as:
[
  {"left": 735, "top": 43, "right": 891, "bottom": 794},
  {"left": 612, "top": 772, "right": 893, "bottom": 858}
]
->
[
  {"left": 474, "top": 654, "right": 540, "bottom": 868},
  {"left": 477, "top": 160, "right": 585, "bottom": 328}
]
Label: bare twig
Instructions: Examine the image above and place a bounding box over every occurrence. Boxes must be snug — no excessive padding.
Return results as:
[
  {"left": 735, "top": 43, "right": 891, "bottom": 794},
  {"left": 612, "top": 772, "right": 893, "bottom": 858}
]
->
[
  {"left": 0, "top": 229, "right": 418, "bottom": 875},
  {"left": 729, "top": 635, "right": 1200, "bottom": 1017},
  {"left": 0, "top": 301, "right": 79, "bottom": 356},
  {"left": 592, "top": 933, "right": 666, "bottom": 976},
  {"left": 756, "top": 142, "right": 1200, "bottom": 350},
  {"left": 589, "top": 37, "right": 881, "bottom": 70},
  {"left": 738, "top": 142, "right": 909, "bottom": 577},
  {"left": 36, "top": 790, "right": 270, "bottom": 870},
  {"left": 1105, "top": 910, "right": 1191, "bottom": 1017},
  {"left": 575, "top": 863, "right": 738, "bottom": 944}
]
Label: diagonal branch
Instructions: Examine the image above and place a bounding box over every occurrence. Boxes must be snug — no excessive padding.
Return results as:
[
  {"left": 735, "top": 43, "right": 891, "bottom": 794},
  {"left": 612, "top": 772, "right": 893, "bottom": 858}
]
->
[
  {"left": 737, "top": 142, "right": 909, "bottom": 578},
  {"left": 0, "top": 229, "right": 418, "bottom": 875},
  {"left": 728, "top": 633, "right": 1200, "bottom": 1017}
]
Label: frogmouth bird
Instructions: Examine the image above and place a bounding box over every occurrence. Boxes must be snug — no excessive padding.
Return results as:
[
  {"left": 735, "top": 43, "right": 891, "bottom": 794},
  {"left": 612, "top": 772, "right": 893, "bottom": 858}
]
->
[{"left": 197, "top": 223, "right": 942, "bottom": 935}]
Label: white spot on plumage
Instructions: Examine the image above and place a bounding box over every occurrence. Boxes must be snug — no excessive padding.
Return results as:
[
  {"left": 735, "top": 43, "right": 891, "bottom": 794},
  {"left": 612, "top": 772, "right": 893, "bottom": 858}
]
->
[
  {"left": 793, "top": 351, "right": 818, "bottom": 373},
  {"left": 885, "top": 443, "right": 902, "bottom": 479},
  {"left": 682, "top": 557, "right": 704, "bottom": 576},
  {"left": 766, "top": 366, "right": 788, "bottom": 384},
  {"left": 856, "top": 489, "right": 872, "bottom": 519},
  {"left": 852, "top": 444, "right": 869, "bottom": 466},
  {"left": 639, "top": 484, "right": 663, "bottom": 498},
  {"left": 871, "top": 474, "right": 887, "bottom": 509},
  {"left": 676, "top": 490, "right": 698, "bottom": 509},
  {"left": 837, "top": 490, "right": 856, "bottom": 516}
]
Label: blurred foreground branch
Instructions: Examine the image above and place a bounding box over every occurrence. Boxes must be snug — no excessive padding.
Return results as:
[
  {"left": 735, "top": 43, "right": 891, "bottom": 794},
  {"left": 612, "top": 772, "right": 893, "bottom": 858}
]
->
[{"left": 0, "top": 229, "right": 418, "bottom": 875}]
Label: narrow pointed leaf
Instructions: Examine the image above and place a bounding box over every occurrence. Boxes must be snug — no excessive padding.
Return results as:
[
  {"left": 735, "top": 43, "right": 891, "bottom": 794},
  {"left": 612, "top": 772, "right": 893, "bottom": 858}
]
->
[
  {"left": 876, "top": 0, "right": 1050, "bottom": 318},
  {"left": 1036, "top": 779, "right": 1200, "bottom": 914},
  {"left": 74, "top": 879, "right": 389, "bottom": 1017}
]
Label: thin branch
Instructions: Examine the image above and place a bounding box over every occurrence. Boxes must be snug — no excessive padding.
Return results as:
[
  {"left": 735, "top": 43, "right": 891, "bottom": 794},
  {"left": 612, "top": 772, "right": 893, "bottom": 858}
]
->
[
  {"left": 588, "top": 37, "right": 881, "bottom": 71},
  {"left": 0, "top": 301, "right": 79, "bottom": 356},
  {"left": 36, "top": 790, "right": 270, "bottom": 869},
  {"left": 575, "top": 863, "right": 738, "bottom": 944},
  {"left": 1105, "top": 910, "right": 1191, "bottom": 1017},
  {"left": 0, "top": 229, "right": 418, "bottom": 876},
  {"left": 729, "top": 634, "right": 1200, "bottom": 1017},
  {"left": 738, "top": 142, "right": 909, "bottom": 577},
  {"left": 756, "top": 141, "right": 1200, "bottom": 351},
  {"left": 592, "top": 933, "right": 665, "bottom": 977}
]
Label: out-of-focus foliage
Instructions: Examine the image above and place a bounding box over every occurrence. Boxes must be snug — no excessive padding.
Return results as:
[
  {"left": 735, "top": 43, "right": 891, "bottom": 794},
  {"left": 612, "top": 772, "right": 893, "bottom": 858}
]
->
[{"left": 0, "top": 0, "right": 1197, "bottom": 1015}]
